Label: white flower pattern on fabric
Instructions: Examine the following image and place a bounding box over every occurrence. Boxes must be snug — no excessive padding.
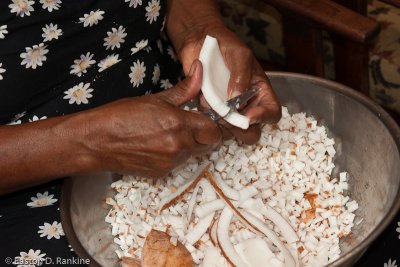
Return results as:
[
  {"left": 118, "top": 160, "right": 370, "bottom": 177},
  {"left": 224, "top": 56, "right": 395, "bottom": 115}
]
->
[
  {"left": 152, "top": 64, "right": 160, "bottom": 85},
  {"left": 160, "top": 79, "right": 173, "bottom": 89},
  {"left": 396, "top": 221, "right": 400, "bottom": 239},
  {"left": 9, "top": 0, "right": 35, "bottom": 17},
  {"left": 385, "top": 259, "right": 398, "bottom": 267},
  {"left": 129, "top": 60, "right": 146, "bottom": 88},
  {"left": 13, "top": 249, "right": 46, "bottom": 267},
  {"left": 42, "top": 23, "right": 62, "bottom": 42},
  {"left": 104, "top": 26, "right": 127, "bottom": 50},
  {"left": 131, "top": 39, "right": 148, "bottom": 55},
  {"left": 157, "top": 40, "right": 163, "bottom": 54},
  {"left": 166, "top": 46, "right": 177, "bottom": 62},
  {"left": 125, "top": 0, "right": 142, "bottom": 8},
  {"left": 0, "top": 25, "right": 8, "bottom": 39},
  {"left": 160, "top": 16, "right": 166, "bottom": 31},
  {"left": 38, "top": 221, "right": 65, "bottom": 239},
  {"left": 14, "top": 112, "right": 27, "bottom": 120},
  {"left": 98, "top": 54, "right": 121, "bottom": 72},
  {"left": 70, "top": 52, "right": 96, "bottom": 77},
  {"left": 29, "top": 115, "right": 47, "bottom": 122},
  {"left": 79, "top": 10, "right": 105, "bottom": 27},
  {"left": 27, "top": 191, "right": 57, "bottom": 208},
  {"left": 8, "top": 120, "right": 21, "bottom": 125},
  {"left": 64, "top": 82, "right": 94, "bottom": 105},
  {"left": 145, "top": 0, "right": 161, "bottom": 24},
  {"left": 0, "top": 63, "right": 5, "bottom": 80},
  {"left": 39, "top": 0, "right": 61, "bottom": 12},
  {"left": 20, "top": 43, "right": 49, "bottom": 69}
]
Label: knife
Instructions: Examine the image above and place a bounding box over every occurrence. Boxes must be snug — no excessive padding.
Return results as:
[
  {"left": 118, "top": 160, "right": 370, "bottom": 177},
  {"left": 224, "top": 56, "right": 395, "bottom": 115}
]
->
[{"left": 203, "top": 87, "right": 261, "bottom": 121}]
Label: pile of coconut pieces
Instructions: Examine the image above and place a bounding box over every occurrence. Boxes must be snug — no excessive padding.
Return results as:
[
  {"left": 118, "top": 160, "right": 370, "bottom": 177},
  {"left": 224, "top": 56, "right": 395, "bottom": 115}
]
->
[{"left": 105, "top": 107, "right": 360, "bottom": 267}]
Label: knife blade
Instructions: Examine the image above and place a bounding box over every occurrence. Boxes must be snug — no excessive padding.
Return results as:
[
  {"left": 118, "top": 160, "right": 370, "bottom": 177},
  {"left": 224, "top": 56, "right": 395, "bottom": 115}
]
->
[{"left": 203, "top": 87, "right": 260, "bottom": 121}]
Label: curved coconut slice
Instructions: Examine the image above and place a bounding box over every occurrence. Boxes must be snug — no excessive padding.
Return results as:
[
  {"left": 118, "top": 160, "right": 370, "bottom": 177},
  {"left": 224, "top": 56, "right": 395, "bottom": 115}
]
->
[
  {"left": 199, "top": 178, "right": 217, "bottom": 202},
  {"left": 195, "top": 199, "right": 225, "bottom": 218},
  {"left": 239, "top": 199, "right": 300, "bottom": 267},
  {"left": 199, "top": 35, "right": 250, "bottom": 129},
  {"left": 240, "top": 198, "right": 299, "bottom": 244},
  {"left": 186, "top": 182, "right": 201, "bottom": 223},
  {"left": 217, "top": 207, "right": 248, "bottom": 267},
  {"left": 185, "top": 212, "right": 215, "bottom": 245},
  {"left": 240, "top": 210, "right": 296, "bottom": 267},
  {"left": 224, "top": 112, "right": 250, "bottom": 131},
  {"left": 205, "top": 171, "right": 239, "bottom": 201},
  {"left": 159, "top": 162, "right": 210, "bottom": 212},
  {"left": 209, "top": 218, "right": 219, "bottom": 246},
  {"left": 238, "top": 186, "right": 259, "bottom": 203},
  {"left": 234, "top": 238, "right": 284, "bottom": 267},
  {"left": 202, "top": 247, "right": 227, "bottom": 267}
]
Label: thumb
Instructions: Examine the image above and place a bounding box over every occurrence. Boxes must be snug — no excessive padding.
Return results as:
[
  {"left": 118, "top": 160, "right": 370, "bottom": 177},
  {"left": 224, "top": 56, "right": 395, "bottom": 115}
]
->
[{"left": 157, "top": 60, "right": 202, "bottom": 106}]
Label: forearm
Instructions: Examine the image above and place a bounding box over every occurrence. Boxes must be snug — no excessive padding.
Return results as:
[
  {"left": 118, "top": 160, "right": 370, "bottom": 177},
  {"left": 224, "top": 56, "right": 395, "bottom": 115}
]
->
[
  {"left": 0, "top": 113, "right": 97, "bottom": 194},
  {"left": 166, "top": 0, "right": 225, "bottom": 56}
]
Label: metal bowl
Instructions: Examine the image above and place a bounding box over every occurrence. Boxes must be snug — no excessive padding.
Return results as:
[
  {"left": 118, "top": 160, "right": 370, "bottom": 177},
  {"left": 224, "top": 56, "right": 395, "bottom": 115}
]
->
[{"left": 60, "top": 72, "right": 400, "bottom": 267}]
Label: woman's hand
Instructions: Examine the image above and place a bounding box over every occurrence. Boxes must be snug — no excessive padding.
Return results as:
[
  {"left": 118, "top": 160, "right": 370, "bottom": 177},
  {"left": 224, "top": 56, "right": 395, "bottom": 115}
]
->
[
  {"left": 0, "top": 60, "right": 221, "bottom": 194},
  {"left": 81, "top": 60, "right": 221, "bottom": 177},
  {"left": 166, "top": 0, "right": 281, "bottom": 144}
]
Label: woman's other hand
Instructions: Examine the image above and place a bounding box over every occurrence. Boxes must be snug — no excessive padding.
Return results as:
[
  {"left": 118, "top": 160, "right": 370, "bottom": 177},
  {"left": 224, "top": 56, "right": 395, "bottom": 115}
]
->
[{"left": 166, "top": 0, "right": 281, "bottom": 145}]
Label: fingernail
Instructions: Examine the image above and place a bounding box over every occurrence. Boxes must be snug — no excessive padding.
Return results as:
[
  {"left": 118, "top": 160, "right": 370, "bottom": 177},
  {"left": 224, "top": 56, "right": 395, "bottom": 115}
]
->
[
  {"left": 250, "top": 117, "right": 260, "bottom": 124},
  {"left": 188, "top": 61, "right": 198, "bottom": 77},
  {"left": 231, "top": 90, "right": 241, "bottom": 98}
]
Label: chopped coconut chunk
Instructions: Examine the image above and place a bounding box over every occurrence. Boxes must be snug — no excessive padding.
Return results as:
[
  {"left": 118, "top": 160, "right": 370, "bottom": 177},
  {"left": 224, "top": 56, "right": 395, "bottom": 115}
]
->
[{"left": 105, "top": 106, "right": 360, "bottom": 267}]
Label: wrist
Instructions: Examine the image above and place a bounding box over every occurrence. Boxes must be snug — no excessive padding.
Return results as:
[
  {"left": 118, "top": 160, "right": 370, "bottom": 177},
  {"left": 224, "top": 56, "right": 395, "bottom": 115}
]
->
[
  {"left": 52, "top": 111, "right": 103, "bottom": 175},
  {"left": 166, "top": 0, "right": 225, "bottom": 53}
]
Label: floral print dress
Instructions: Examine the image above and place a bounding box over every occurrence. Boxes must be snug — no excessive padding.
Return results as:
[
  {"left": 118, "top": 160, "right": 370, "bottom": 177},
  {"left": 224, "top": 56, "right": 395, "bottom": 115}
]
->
[{"left": 0, "top": 0, "right": 182, "bottom": 266}]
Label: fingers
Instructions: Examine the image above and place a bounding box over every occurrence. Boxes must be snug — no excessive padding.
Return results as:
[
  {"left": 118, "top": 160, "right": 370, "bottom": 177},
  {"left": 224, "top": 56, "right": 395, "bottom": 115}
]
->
[
  {"left": 219, "top": 121, "right": 261, "bottom": 145},
  {"left": 157, "top": 60, "right": 203, "bottom": 106},
  {"left": 243, "top": 67, "right": 282, "bottom": 124},
  {"left": 226, "top": 47, "right": 254, "bottom": 98},
  {"left": 184, "top": 111, "right": 222, "bottom": 146}
]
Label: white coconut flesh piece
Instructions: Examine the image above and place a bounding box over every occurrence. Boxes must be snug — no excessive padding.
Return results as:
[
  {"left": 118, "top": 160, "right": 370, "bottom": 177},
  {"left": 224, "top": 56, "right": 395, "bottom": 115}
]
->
[
  {"left": 206, "top": 172, "right": 296, "bottom": 267},
  {"left": 164, "top": 172, "right": 218, "bottom": 255},
  {"left": 199, "top": 35, "right": 250, "bottom": 130},
  {"left": 186, "top": 182, "right": 201, "bottom": 223},
  {"left": 217, "top": 207, "right": 248, "bottom": 267},
  {"left": 240, "top": 198, "right": 300, "bottom": 267},
  {"left": 202, "top": 247, "right": 227, "bottom": 267},
  {"left": 209, "top": 218, "right": 219, "bottom": 247},
  {"left": 208, "top": 172, "right": 239, "bottom": 201},
  {"left": 106, "top": 106, "right": 360, "bottom": 266},
  {"left": 185, "top": 212, "right": 215, "bottom": 245},
  {"left": 240, "top": 198, "right": 299, "bottom": 244},
  {"left": 199, "top": 178, "right": 218, "bottom": 202},
  {"left": 234, "top": 238, "right": 284, "bottom": 267},
  {"left": 195, "top": 199, "right": 226, "bottom": 219},
  {"left": 159, "top": 162, "right": 210, "bottom": 212},
  {"left": 240, "top": 210, "right": 296, "bottom": 267},
  {"left": 223, "top": 112, "right": 251, "bottom": 131},
  {"left": 238, "top": 185, "right": 259, "bottom": 203}
]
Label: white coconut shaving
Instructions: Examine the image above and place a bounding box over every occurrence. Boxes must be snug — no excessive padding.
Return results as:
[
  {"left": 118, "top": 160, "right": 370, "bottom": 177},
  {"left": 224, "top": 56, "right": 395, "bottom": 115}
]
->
[{"left": 105, "top": 106, "right": 360, "bottom": 267}]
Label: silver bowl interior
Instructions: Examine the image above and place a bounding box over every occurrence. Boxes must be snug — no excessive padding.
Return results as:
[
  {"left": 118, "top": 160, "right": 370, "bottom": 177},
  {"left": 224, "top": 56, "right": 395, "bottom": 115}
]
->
[{"left": 60, "top": 72, "right": 400, "bottom": 267}]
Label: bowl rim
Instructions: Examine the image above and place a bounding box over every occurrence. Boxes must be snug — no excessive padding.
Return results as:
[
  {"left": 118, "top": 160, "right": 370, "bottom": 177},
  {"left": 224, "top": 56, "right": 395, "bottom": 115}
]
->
[
  {"left": 60, "top": 178, "right": 103, "bottom": 267},
  {"left": 268, "top": 71, "right": 400, "bottom": 266},
  {"left": 60, "top": 71, "right": 400, "bottom": 267}
]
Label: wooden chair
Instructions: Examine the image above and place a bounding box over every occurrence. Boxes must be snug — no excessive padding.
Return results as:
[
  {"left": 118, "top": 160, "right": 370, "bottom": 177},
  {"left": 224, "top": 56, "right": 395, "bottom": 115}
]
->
[{"left": 261, "top": 0, "right": 380, "bottom": 96}]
